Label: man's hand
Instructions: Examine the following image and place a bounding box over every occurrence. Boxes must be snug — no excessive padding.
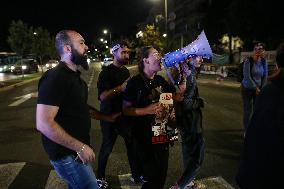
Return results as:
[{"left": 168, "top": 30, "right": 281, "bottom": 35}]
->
[
  {"left": 256, "top": 87, "right": 261, "bottom": 95},
  {"left": 77, "top": 144, "right": 96, "bottom": 164},
  {"left": 145, "top": 102, "right": 161, "bottom": 115},
  {"left": 107, "top": 112, "right": 122, "bottom": 122},
  {"left": 120, "top": 76, "right": 131, "bottom": 92}
]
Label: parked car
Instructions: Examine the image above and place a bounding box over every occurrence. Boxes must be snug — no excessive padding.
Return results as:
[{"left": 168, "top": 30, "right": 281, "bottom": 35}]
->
[
  {"left": 101, "top": 57, "right": 113, "bottom": 67},
  {"left": 11, "top": 59, "right": 39, "bottom": 74},
  {"left": 0, "top": 63, "right": 14, "bottom": 73},
  {"left": 44, "top": 59, "right": 59, "bottom": 70}
]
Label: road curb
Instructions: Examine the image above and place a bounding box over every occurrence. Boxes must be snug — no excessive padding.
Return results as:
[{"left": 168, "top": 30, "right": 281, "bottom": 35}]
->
[
  {"left": 198, "top": 79, "right": 241, "bottom": 88},
  {"left": 0, "top": 77, "right": 40, "bottom": 92}
]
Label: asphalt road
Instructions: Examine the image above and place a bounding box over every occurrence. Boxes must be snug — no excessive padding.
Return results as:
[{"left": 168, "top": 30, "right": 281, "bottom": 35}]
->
[{"left": 0, "top": 62, "right": 243, "bottom": 189}]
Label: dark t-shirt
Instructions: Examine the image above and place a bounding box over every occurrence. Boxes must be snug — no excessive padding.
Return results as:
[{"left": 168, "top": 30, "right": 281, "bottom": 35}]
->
[
  {"left": 123, "top": 74, "right": 175, "bottom": 144},
  {"left": 97, "top": 63, "right": 130, "bottom": 114},
  {"left": 37, "top": 63, "right": 91, "bottom": 160}
]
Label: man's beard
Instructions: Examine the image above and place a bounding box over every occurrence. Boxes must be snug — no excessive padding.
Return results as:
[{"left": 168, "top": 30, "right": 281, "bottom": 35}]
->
[
  {"left": 117, "top": 57, "right": 129, "bottom": 65},
  {"left": 71, "top": 48, "right": 89, "bottom": 70}
]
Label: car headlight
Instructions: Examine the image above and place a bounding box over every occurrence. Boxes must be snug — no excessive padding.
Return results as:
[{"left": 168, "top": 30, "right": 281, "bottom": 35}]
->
[
  {"left": 22, "top": 65, "right": 27, "bottom": 70},
  {"left": 51, "top": 63, "right": 57, "bottom": 67},
  {"left": 11, "top": 66, "right": 15, "bottom": 70},
  {"left": 46, "top": 64, "right": 50, "bottom": 67}
]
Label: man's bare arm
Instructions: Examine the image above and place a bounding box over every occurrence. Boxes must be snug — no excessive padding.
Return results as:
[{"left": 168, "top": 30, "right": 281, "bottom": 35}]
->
[{"left": 36, "top": 104, "right": 95, "bottom": 163}]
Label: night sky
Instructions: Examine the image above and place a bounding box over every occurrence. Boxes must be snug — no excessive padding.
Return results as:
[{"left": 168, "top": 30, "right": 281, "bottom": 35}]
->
[{"left": 0, "top": 0, "right": 154, "bottom": 51}]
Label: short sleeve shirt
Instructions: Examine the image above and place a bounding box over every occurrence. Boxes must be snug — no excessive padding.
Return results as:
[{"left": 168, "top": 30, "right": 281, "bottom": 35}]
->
[
  {"left": 37, "top": 63, "right": 90, "bottom": 160},
  {"left": 123, "top": 74, "right": 175, "bottom": 144},
  {"left": 97, "top": 64, "right": 130, "bottom": 115}
]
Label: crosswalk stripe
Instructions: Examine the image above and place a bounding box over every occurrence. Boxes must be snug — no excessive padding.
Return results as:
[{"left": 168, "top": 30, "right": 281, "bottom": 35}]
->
[
  {"left": 118, "top": 173, "right": 141, "bottom": 189},
  {"left": 195, "top": 176, "right": 235, "bottom": 189},
  {"left": 0, "top": 162, "right": 26, "bottom": 189},
  {"left": 45, "top": 170, "right": 67, "bottom": 189},
  {"left": 0, "top": 162, "right": 235, "bottom": 189}
]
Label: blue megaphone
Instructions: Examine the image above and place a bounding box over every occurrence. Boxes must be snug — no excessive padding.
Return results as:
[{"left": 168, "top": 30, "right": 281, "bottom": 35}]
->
[{"left": 162, "top": 30, "right": 212, "bottom": 68}]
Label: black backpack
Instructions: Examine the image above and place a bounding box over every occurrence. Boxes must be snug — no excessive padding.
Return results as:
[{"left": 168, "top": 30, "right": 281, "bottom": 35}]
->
[{"left": 236, "top": 57, "right": 265, "bottom": 83}]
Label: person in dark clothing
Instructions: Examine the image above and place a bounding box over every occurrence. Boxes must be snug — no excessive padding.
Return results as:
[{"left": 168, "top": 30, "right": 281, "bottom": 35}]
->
[
  {"left": 123, "top": 46, "right": 176, "bottom": 189},
  {"left": 236, "top": 43, "right": 284, "bottom": 189},
  {"left": 241, "top": 42, "right": 268, "bottom": 133},
  {"left": 97, "top": 41, "right": 141, "bottom": 188},
  {"left": 170, "top": 56, "right": 205, "bottom": 189},
  {"left": 36, "top": 30, "right": 117, "bottom": 189}
]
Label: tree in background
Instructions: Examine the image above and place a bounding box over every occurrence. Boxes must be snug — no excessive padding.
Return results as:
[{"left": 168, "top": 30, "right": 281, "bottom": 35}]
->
[
  {"left": 31, "top": 27, "right": 57, "bottom": 72},
  {"left": 7, "top": 20, "right": 33, "bottom": 57},
  {"left": 137, "top": 25, "right": 165, "bottom": 52},
  {"left": 7, "top": 20, "right": 56, "bottom": 64}
]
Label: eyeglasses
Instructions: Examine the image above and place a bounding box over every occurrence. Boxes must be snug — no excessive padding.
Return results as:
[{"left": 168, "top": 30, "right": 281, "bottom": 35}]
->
[
  {"left": 254, "top": 47, "right": 264, "bottom": 51},
  {"left": 152, "top": 52, "right": 161, "bottom": 59}
]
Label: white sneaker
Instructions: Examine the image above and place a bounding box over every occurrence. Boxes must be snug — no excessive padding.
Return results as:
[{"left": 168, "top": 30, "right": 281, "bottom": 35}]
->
[
  {"left": 186, "top": 181, "right": 199, "bottom": 189},
  {"left": 97, "top": 178, "right": 108, "bottom": 189}
]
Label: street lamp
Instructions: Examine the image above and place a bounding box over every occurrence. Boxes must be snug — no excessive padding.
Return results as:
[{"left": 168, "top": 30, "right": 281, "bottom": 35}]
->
[{"left": 103, "top": 29, "right": 112, "bottom": 43}]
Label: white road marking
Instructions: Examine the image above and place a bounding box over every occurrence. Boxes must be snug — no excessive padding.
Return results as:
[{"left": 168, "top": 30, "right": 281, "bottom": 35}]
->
[
  {"left": 118, "top": 173, "right": 141, "bottom": 189},
  {"left": 45, "top": 170, "right": 67, "bottom": 189},
  {"left": 0, "top": 162, "right": 235, "bottom": 189},
  {"left": 0, "top": 162, "right": 26, "bottom": 188},
  {"left": 195, "top": 176, "right": 235, "bottom": 189},
  {"left": 8, "top": 92, "right": 38, "bottom": 106}
]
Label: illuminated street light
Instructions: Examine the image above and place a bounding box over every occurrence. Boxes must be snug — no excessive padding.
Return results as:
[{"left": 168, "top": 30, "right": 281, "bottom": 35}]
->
[
  {"left": 100, "top": 38, "right": 104, "bottom": 42},
  {"left": 103, "top": 29, "right": 112, "bottom": 43},
  {"left": 163, "top": 33, "right": 167, "bottom": 37}
]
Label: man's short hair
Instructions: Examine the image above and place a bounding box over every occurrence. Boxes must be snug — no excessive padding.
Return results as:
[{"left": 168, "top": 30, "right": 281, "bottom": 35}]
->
[
  {"left": 111, "top": 41, "right": 128, "bottom": 54},
  {"left": 253, "top": 41, "right": 265, "bottom": 50},
  {"left": 55, "top": 30, "right": 72, "bottom": 56}
]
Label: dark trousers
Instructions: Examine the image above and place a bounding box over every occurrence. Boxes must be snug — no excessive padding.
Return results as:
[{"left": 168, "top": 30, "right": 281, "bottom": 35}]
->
[
  {"left": 135, "top": 141, "right": 169, "bottom": 189},
  {"left": 178, "top": 132, "right": 205, "bottom": 188},
  {"left": 241, "top": 86, "right": 256, "bottom": 131},
  {"left": 97, "top": 120, "right": 141, "bottom": 179}
]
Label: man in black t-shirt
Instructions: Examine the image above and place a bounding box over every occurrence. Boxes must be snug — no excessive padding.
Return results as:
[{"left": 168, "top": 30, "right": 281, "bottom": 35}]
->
[
  {"left": 97, "top": 41, "right": 142, "bottom": 187},
  {"left": 37, "top": 30, "right": 116, "bottom": 189}
]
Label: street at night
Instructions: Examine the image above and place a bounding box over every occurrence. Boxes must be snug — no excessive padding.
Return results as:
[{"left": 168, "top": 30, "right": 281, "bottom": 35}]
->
[{"left": 0, "top": 62, "right": 243, "bottom": 188}]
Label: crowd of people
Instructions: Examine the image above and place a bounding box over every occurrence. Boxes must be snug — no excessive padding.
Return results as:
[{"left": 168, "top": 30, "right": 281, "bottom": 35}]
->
[{"left": 36, "top": 29, "right": 283, "bottom": 189}]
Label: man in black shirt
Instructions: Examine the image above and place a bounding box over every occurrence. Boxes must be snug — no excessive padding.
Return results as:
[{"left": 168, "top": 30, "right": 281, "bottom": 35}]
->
[
  {"left": 97, "top": 41, "right": 141, "bottom": 187},
  {"left": 37, "top": 30, "right": 116, "bottom": 189}
]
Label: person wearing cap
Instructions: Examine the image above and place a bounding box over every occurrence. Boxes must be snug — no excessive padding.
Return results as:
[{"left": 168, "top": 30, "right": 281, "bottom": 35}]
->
[
  {"left": 241, "top": 42, "right": 268, "bottom": 134},
  {"left": 236, "top": 43, "right": 284, "bottom": 188},
  {"left": 96, "top": 41, "right": 141, "bottom": 188}
]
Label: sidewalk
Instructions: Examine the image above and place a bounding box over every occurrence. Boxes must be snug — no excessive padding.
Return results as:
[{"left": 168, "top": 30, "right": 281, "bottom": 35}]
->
[{"left": 0, "top": 73, "right": 41, "bottom": 92}]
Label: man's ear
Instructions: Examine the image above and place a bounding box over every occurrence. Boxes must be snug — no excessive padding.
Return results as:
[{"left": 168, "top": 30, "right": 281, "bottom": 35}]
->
[{"left": 63, "top": 44, "right": 72, "bottom": 53}]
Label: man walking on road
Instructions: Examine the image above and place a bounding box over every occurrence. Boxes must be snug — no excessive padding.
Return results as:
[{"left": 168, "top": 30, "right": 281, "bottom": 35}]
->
[
  {"left": 36, "top": 30, "right": 116, "bottom": 189},
  {"left": 97, "top": 41, "right": 142, "bottom": 188}
]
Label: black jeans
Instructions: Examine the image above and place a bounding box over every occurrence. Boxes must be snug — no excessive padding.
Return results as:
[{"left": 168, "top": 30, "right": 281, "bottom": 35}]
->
[
  {"left": 178, "top": 132, "right": 205, "bottom": 188},
  {"left": 241, "top": 86, "right": 256, "bottom": 132},
  {"left": 97, "top": 120, "right": 141, "bottom": 179},
  {"left": 135, "top": 141, "right": 169, "bottom": 189}
]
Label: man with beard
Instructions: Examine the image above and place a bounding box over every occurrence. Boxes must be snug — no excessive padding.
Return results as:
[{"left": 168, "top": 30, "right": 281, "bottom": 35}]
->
[
  {"left": 36, "top": 30, "right": 117, "bottom": 189},
  {"left": 96, "top": 41, "right": 142, "bottom": 188}
]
